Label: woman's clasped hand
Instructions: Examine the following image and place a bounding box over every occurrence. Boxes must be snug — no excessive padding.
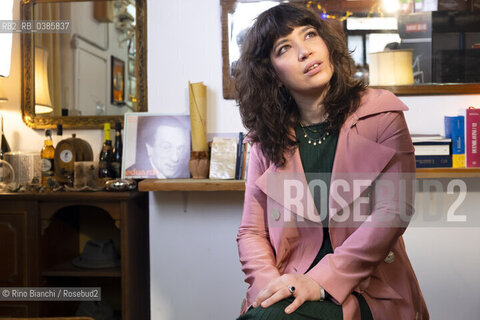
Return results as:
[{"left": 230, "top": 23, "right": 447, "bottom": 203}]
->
[{"left": 252, "top": 274, "right": 323, "bottom": 314}]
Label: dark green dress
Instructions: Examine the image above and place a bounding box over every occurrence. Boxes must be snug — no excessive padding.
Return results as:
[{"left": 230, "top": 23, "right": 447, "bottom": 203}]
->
[{"left": 237, "top": 123, "right": 373, "bottom": 320}]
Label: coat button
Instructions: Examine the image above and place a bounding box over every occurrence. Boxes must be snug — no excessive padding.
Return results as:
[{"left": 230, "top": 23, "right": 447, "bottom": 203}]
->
[
  {"left": 271, "top": 209, "right": 281, "bottom": 221},
  {"left": 384, "top": 251, "right": 395, "bottom": 264},
  {"left": 276, "top": 261, "right": 283, "bottom": 269}
]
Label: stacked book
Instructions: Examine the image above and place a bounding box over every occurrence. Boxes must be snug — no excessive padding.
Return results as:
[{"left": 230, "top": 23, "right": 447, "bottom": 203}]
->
[
  {"left": 445, "top": 115, "right": 465, "bottom": 168},
  {"left": 207, "top": 132, "right": 252, "bottom": 180},
  {"left": 442, "top": 107, "right": 480, "bottom": 168},
  {"left": 235, "top": 132, "right": 252, "bottom": 180},
  {"left": 411, "top": 106, "right": 480, "bottom": 169},
  {"left": 466, "top": 107, "right": 480, "bottom": 167},
  {"left": 411, "top": 134, "right": 452, "bottom": 168}
]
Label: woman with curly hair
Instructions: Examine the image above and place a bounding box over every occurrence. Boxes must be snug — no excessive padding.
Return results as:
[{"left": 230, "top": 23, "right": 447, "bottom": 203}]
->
[{"left": 235, "top": 3, "right": 428, "bottom": 320}]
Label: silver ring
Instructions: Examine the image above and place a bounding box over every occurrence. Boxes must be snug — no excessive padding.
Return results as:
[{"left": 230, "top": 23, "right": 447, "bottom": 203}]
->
[{"left": 288, "top": 286, "right": 295, "bottom": 295}]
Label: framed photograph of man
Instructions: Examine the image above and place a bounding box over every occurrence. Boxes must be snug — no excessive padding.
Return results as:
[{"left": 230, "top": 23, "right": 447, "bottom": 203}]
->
[{"left": 123, "top": 113, "right": 191, "bottom": 179}]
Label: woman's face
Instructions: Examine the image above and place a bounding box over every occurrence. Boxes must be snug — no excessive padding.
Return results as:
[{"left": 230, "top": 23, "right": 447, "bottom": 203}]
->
[{"left": 270, "top": 25, "right": 334, "bottom": 98}]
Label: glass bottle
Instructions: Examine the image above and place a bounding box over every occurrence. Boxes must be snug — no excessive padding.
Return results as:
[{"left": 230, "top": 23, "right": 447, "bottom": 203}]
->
[
  {"left": 41, "top": 130, "right": 55, "bottom": 187},
  {"left": 0, "top": 114, "right": 11, "bottom": 160},
  {"left": 98, "top": 140, "right": 114, "bottom": 185},
  {"left": 112, "top": 121, "right": 123, "bottom": 178},
  {"left": 99, "top": 122, "right": 111, "bottom": 162},
  {"left": 104, "top": 122, "right": 111, "bottom": 142}
]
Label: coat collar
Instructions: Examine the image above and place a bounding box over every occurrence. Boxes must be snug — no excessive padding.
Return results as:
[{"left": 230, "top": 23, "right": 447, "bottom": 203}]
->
[
  {"left": 345, "top": 88, "right": 409, "bottom": 128},
  {"left": 255, "top": 89, "right": 409, "bottom": 222}
]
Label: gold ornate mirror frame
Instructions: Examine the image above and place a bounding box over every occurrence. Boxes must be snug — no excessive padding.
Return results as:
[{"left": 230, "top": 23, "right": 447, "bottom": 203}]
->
[{"left": 21, "top": 0, "right": 148, "bottom": 129}]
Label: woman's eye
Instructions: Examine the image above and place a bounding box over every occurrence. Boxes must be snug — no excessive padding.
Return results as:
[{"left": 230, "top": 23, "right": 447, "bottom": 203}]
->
[
  {"left": 306, "top": 31, "right": 317, "bottom": 39},
  {"left": 277, "top": 45, "right": 289, "bottom": 55}
]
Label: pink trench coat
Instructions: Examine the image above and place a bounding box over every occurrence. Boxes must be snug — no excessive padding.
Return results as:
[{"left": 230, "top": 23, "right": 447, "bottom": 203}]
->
[{"left": 237, "top": 89, "right": 429, "bottom": 320}]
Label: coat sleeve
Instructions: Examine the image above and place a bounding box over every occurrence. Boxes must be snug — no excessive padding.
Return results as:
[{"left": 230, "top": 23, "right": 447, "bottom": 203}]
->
[
  {"left": 306, "top": 110, "right": 416, "bottom": 304},
  {"left": 237, "top": 143, "right": 281, "bottom": 311}
]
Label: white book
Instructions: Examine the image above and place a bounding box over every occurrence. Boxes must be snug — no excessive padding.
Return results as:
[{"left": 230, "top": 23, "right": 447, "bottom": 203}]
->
[
  {"left": 411, "top": 134, "right": 450, "bottom": 143},
  {"left": 414, "top": 144, "right": 450, "bottom": 156},
  {"left": 209, "top": 137, "right": 237, "bottom": 179}
]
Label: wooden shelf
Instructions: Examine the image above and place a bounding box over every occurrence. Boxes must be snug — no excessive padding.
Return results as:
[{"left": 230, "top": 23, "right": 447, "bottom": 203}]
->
[
  {"left": 42, "top": 261, "right": 121, "bottom": 278},
  {"left": 371, "top": 83, "right": 480, "bottom": 96},
  {"left": 138, "top": 179, "right": 245, "bottom": 191},
  {"left": 139, "top": 169, "right": 480, "bottom": 191},
  {"left": 415, "top": 168, "right": 480, "bottom": 179}
]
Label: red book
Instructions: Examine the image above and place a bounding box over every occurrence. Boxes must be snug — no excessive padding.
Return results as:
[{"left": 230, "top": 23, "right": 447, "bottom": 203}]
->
[{"left": 466, "top": 107, "right": 480, "bottom": 167}]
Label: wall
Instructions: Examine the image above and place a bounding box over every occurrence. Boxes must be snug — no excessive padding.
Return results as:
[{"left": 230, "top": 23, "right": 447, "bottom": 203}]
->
[
  {"left": 147, "top": 1, "right": 480, "bottom": 320},
  {"left": 147, "top": 1, "right": 246, "bottom": 319}
]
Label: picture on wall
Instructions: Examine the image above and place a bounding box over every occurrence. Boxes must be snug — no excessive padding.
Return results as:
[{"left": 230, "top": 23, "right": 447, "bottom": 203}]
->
[
  {"left": 122, "top": 113, "right": 191, "bottom": 179},
  {"left": 111, "top": 56, "right": 125, "bottom": 105}
]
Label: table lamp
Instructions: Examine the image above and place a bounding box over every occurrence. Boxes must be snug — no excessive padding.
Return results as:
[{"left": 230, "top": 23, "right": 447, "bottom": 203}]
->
[
  {"left": 35, "top": 47, "right": 54, "bottom": 114},
  {"left": 369, "top": 50, "right": 414, "bottom": 86}
]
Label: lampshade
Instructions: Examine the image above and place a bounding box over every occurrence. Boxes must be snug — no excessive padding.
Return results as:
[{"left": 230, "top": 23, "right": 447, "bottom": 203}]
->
[
  {"left": 369, "top": 50, "right": 414, "bottom": 86},
  {"left": 35, "top": 47, "right": 53, "bottom": 114}
]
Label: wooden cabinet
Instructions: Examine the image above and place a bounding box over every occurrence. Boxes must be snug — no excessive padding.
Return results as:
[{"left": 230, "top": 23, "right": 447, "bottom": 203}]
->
[
  {"left": 0, "top": 200, "right": 38, "bottom": 317},
  {"left": 0, "top": 192, "right": 149, "bottom": 320}
]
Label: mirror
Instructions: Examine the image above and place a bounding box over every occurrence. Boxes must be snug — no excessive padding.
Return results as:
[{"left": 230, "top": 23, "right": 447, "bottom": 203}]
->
[
  {"left": 221, "top": 0, "right": 480, "bottom": 99},
  {"left": 21, "top": 0, "right": 147, "bottom": 129}
]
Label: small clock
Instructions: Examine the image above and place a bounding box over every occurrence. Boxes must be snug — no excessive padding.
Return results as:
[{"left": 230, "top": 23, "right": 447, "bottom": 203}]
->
[
  {"left": 54, "top": 134, "right": 93, "bottom": 184},
  {"left": 59, "top": 149, "right": 73, "bottom": 163}
]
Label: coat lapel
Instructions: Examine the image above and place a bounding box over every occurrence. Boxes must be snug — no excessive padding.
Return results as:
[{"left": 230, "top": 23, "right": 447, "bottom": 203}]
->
[{"left": 254, "top": 140, "right": 320, "bottom": 223}]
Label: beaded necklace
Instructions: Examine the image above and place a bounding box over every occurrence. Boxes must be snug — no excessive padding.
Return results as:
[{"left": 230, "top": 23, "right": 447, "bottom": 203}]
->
[{"left": 299, "top": 122, "right": 330, "bottom": 146}]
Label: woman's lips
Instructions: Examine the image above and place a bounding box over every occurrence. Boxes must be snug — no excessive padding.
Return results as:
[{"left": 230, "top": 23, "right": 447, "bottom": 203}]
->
[{"left": 304, "top": 62, "right": 322, "bottom": 75}]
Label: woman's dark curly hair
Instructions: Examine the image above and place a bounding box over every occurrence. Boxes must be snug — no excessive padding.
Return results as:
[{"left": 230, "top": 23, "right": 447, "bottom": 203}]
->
[{"left": 234, "top": 3, "right": 366, "bottom": 167}]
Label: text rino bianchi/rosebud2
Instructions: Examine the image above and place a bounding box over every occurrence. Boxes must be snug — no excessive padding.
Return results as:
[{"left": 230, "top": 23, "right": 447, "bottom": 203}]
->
[{"left": 0, "top": 287, "right": 101, "bottom": 301}]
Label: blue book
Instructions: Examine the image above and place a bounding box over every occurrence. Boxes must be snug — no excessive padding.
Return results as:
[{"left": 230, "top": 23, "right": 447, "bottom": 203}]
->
[
  {"left": 444, "top": 116, "right": 465, "bottom": 154},
  {"left": 415, "top": 155, "right": 452, "bottom": 168}
]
